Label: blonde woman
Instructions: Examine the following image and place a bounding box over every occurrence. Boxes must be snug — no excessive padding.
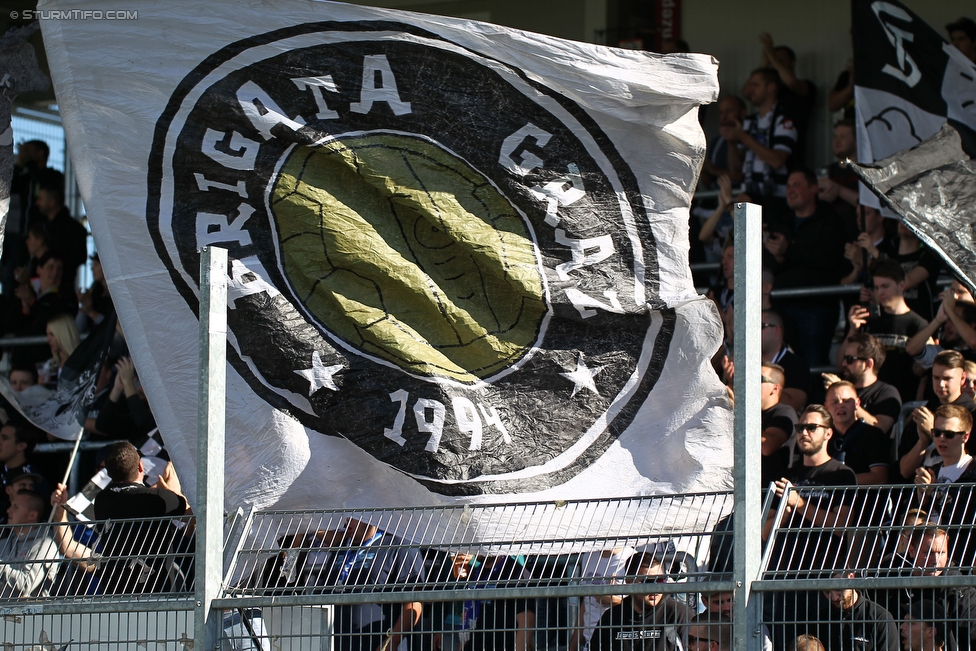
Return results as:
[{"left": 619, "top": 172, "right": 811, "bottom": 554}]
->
[{"left": 41, "top": 313, "right": 80, "bottom": 387}]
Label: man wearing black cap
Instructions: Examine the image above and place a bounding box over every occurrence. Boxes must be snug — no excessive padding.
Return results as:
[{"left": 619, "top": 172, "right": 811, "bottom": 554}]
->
[
  {"left": 900, "top": 600, "right": 952, "bottom": 651},
  {"left": 0, "top": 471, "right": 50, "bottom": 525},
  {"left": 947, "top": 17, "right": 976, "bottom": 63}
]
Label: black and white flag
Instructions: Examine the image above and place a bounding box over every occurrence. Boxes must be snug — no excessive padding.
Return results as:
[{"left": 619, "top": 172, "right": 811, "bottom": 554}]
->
[
  {"left": 0, "top": 312, "right": 117, "bottom": 441},
  {"left": 852, "top": 124, "right": 976, "bottom": 294},
  {"left": 40, "top": 0, "right": 731, "bottom": 544},
  {"left": 853, "top": 0, "right": 976, "bottom": 207}
]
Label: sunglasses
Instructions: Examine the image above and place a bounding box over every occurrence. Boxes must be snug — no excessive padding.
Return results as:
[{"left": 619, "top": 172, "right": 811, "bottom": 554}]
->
[
  {"left": 842, "top": 355, "right": 869, "bottom": 364},
  {"left": 634, "top": 576, "right": 669, "bottom": 584},
  {"left": 932, "top": 428, "right": 967, "bottom": 440},
  {"left": 795, "top": 423, "right": 825, "bottom": 434},
  {"left": 761, "top": 376, "right": 774, "bottom": 384},
  {"left": 761, "top": 323, "right": 777, "bottom": 329}
]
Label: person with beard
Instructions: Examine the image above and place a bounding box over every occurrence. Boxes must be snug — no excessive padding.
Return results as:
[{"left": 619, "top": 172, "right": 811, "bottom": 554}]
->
[
  {"left": 589, "top": 552, "right": 691, "bottom": 651},
  {"left": 761, "top": 310, "right": 809, "bottom": 412},
  {"left": 823, "top": 332, "right": 901, "bottom": 435},
  {"left": 803, "top": 572, "right": 898, "bottom": 651},
  {"left": 763, "top": 405, "right": 856, "bottom": 575},
  {"left": 762, "top": 406, "right": 857, "bottom": 648},
  {"left": 899, "top": 351, "right": 976, "bottom": 481},
  {"left": 906, "top": 290, "right": 976, "bottom": 369},
  {"left": 874, "top": 526, "right": 976, "bottom": 650}
]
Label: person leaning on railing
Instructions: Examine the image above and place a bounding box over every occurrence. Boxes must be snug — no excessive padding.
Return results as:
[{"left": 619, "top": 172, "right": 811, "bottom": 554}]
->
[{"left": 0, "top": 489, "right": 58, "bottom": 599}]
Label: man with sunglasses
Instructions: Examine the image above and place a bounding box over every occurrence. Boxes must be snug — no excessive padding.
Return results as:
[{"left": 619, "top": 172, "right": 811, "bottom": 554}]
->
[
  {"left": 824, "top": 332, "right": 901, "bottom": 435},
  {"left": 840, "top": 259, "right": 928, "bottom": 403},
  {"left": 762, "top": 405, "right": 856, "bottom": 574},
  {"left": 762, "top": 406, "right": 857, "bottom": 647},
  {"left": 686, "top": 614, "right": 731, "bottom": 651},
  {"left": 589, "top": 552, "right": 691, "bottom": 651},
  {"left": 913, "top": 405, "right": 976, "bottom": 571},
  {"left": 898, "top": 351, "right": 976, "bottom": 482}
]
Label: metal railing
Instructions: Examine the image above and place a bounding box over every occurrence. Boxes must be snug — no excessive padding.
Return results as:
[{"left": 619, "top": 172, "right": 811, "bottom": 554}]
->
[{"left": 3, "top": 484, "right": 975, "bottom": 650}]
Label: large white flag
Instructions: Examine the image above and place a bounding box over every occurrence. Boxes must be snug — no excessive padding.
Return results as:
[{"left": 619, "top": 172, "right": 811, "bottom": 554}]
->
[
  {"left": 40, "top": 0, "right": 730, "bottom": 542},
  {"left": 853, "top": 0, "right": 976, "bottom": 208}
]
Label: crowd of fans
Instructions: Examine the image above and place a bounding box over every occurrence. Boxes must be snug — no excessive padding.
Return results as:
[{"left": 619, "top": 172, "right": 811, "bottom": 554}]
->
[
  {"left": 0, "top": 15, "right": 975, "bottom": 651},
  {"left": 0, "top": 136, "right": 189, "bottom": 603},
  {"left": 694, "top": 16, "right": 976, "bottom": 651}
]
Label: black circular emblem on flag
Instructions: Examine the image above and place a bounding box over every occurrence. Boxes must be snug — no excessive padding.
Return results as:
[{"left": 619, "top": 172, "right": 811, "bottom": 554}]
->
[{"left": 147, "top": 21, "right": 674, "bottom": 496}]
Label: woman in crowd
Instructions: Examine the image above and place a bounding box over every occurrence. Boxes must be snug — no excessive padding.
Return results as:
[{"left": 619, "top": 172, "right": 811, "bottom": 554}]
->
[{"left": 41, "top": 313, "right": 80, "bottom": 389}]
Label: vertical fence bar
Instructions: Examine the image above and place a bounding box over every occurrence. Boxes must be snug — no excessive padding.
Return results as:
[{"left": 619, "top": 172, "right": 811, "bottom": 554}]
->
[
  {"left": 196, "top": 246, "right": 228, "bottom": 650},
  {"left": 732, "top": 202, "right": 762, "bottom": 649}
]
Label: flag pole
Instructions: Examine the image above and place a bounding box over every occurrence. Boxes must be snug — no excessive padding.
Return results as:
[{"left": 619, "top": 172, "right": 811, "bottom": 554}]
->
[
  {"left": 47, "top": 429, "right": 85, "bottom": 523},
  {"left": 58, "top": 430, "right": 85, "bottom": 488}
]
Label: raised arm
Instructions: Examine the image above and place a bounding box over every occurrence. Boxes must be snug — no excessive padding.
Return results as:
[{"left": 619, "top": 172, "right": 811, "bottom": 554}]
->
[{"left": 50, "top": 483, "right": 97, "bottom": 573}]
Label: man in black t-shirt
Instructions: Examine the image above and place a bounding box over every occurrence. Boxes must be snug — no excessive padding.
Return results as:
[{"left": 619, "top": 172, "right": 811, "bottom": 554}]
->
[
  {"left": 825, "top": 382, "right": 889, "bottom": 485},
  {"left": 763, "top": 405, "right": 857, "bottom": 575},
  {"left": 807, "top": 573, "right": 899, "bottom": 651},
  {"left": 761, "top": 364, "right": 797, "bottom": 485},
  {"left": 771, "top": 170, "right": 855, "bottom": 367},
  {"left": 590, "top": 552, "right": 691, "bottom": 651},
  {"left": 94, "top": 441, "right": 190, "bottom": 594},
  {"left": 817, "top": 120, "right": 860, "bottom": 225},
  {"left": 825, "top": 332, "right": 902, "bottom": 435},
  {"left": 840, "top": 260, "right": 928, "bottom": 403},
  {"left": 824, "top": 381, "right": 892, "bottom": 565}
]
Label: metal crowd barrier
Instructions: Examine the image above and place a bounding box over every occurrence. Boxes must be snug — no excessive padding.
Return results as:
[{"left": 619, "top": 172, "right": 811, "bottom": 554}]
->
[{"left": 3, "top": 486, "right": 972, "bottom": 649}]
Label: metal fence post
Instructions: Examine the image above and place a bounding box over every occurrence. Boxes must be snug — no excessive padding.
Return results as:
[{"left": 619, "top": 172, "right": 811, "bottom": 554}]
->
[
  {"left": 732, "top": 202, "right": 762, "bottom": 650},
  {"left": 196, "top": 246, "right": 228, "bottom": 650}
]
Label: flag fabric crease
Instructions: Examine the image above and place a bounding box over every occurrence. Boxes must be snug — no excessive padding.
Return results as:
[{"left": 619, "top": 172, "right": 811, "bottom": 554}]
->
[{"left": 39, "top": 0, "right": 731, "bottom": 544}]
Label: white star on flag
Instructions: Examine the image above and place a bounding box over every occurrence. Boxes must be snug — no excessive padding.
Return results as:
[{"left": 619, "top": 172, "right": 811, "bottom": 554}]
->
[
  {"left": 295, "top": 351, "right": 343, "bottom": 395},
  {"left": 560, "top": 354, "right": 604, "bottom": 397}
]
